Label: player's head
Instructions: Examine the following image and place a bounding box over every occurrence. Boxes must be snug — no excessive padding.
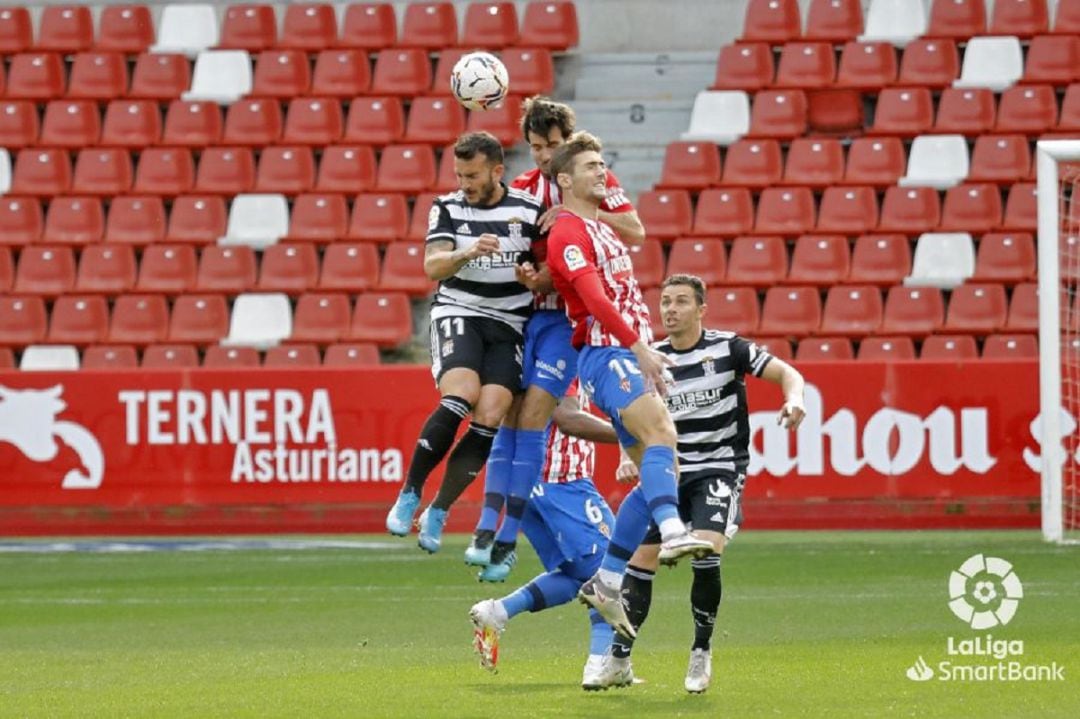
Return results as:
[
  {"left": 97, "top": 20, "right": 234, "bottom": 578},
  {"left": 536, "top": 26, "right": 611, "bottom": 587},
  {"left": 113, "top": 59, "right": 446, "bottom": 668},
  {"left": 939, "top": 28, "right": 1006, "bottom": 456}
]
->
[
  {"left": 454, "top": 131, "right": 505, "bottom": 206},
  {"left": 550, "top": 131, "right": 607, "bottom": 207},
  {"left": 520, "top": 96, "right": 576, "bottom": 176},
  {"left": 660, "top": 274, "right": 706, "bottom": 337}
]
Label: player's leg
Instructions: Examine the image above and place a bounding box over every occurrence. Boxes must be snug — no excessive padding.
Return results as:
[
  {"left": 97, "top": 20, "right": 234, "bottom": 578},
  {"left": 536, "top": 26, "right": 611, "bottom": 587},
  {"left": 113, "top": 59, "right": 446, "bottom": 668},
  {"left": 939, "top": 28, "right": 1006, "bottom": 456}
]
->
[
  {"left": 607, "top": 532, "right": 660, "bottom": 669},
  {"left": 467, "top": 397, "right": 521, "bottom": 566}
]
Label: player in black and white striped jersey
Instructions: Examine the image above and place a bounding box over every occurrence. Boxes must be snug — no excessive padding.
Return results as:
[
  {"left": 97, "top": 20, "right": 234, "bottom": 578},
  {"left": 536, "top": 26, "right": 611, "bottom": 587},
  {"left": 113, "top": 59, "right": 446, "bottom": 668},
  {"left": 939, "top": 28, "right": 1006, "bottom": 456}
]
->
[
  {"left": 595, "top": 274, "right": 806, "bottom": 692},
  {"left": 386, "top": 132, "right": 543, "bottom": 554}
]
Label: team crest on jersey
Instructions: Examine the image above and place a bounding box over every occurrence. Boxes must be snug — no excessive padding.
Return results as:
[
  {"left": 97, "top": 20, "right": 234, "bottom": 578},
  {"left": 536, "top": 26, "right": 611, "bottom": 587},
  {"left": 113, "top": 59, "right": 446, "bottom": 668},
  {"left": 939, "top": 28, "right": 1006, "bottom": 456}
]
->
[
  {"left": 508, "top": 217, "right": 523, "bottom": 242},
  {"left": 427, "top": 205, "right": 440, "bottom": 231},
  {"left": 563, "top": 245, "right": 586, "bottom": 271},
  {"left": 598, "top": 521, "right": 611, "bottom": 539},
  {"left": 702, "top": 355, "right": 716, "bottom": 376},
  {"left": 619, "top": 378, "right": 631, "bottom": 393},
  {"left": 442, "top": 339, "right": 455, "bottom": 357}
]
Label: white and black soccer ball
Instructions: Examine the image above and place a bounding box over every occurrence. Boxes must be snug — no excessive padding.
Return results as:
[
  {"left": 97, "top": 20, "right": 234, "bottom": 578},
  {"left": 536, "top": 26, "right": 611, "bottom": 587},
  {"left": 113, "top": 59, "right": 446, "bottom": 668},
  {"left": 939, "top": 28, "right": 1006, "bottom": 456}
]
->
[{"left": 450, "top": 52, "right": 510, "bottom": 111}]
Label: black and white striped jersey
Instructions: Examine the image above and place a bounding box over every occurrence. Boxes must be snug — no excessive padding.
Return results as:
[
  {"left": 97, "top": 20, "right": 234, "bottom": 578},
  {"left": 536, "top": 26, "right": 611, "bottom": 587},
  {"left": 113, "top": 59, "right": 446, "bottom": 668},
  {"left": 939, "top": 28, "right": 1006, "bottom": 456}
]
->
[
  {"left": 654, "top": 328, "right": 774, "bottom": 481},
  {"left": 426, "top": 185, "right": 542, "bottom": 332}
]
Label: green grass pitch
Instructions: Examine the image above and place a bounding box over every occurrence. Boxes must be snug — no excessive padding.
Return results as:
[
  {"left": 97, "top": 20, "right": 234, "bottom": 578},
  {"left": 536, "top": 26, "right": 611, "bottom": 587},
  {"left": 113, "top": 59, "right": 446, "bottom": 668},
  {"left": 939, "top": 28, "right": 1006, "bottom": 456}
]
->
[{"left": 1, "top": 531, "right": 1078, "bottom": 718}]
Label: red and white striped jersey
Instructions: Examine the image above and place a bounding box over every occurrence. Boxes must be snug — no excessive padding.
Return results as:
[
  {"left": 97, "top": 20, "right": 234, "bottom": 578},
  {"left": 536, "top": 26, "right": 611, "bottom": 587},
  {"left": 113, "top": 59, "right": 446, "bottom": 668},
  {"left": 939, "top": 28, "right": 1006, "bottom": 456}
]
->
[
  {"left": 541, "top": 380, "right": 596, "bottom": 483},
  {"left": 547, "top": 212, "right": 653, "bottom": 349}
]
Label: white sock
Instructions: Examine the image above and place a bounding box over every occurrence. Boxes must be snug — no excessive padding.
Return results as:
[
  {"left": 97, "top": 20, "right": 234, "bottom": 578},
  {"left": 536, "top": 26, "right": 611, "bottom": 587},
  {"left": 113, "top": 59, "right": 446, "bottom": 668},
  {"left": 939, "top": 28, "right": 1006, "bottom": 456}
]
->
[
  {"left": 597, "top": 568, "right": 622, "bottom": 588},
  {"left": 492, "top": 599, "right": 509, "bottom": 624},
  {"left": 659, "top": 517, "right": 686, "bottom": 541}
]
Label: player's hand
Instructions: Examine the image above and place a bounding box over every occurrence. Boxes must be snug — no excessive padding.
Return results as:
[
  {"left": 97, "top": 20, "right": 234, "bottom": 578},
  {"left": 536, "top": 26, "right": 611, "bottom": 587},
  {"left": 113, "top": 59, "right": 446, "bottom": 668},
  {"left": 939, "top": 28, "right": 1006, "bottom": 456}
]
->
[
  {"left": 515, "top": 261, "right": 543, "bottom": 290},
  {"left": 615, "top": 456, "right": 639, "bottom": 484},
  {"left": 631, "top": 341, "right": 676, "bottom": 398},
  {"left": 466, "top": 234, "right": 501, "bottom": 259},
  {"left": 777, "top": 400, "right": 805, "bottom": 430},
  {"left": 538, "top": 204, "right": 564, "bottom": 233}
]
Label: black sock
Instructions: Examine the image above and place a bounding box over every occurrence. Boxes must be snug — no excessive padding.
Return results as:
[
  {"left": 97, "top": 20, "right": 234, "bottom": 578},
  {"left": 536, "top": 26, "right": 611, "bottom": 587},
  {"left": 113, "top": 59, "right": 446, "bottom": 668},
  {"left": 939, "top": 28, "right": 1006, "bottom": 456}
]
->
[
  {"left": 611, "top": 564, "right": 655, "bottom": 659},
  {"left": 690, "top": 554, "right": 722, "bottom": 651},
  {"left": 402, "top": 395, "right": 470, "bottom": 495},
  {"left": 432, "top": 422, "right": 498, "bottom": 510}
]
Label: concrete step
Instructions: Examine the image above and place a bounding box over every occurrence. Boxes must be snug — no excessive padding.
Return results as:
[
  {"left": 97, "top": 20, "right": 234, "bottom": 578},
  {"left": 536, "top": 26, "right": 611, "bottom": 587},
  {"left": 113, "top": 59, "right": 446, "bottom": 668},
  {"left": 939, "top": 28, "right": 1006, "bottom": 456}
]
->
[
  {"left": 573, "top": 52, "right": 716, "bottom": 101},
  {"left": 569, "top": 99, "right": 693, "bottom": 148}
]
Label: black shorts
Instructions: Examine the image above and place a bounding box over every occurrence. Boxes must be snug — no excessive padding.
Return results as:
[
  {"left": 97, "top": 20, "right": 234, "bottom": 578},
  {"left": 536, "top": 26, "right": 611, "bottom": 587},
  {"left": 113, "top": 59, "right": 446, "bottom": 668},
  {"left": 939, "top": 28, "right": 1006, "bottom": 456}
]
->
[
  {"left": 429, "top": 314, "right": 524, "bottom": 393},
  {"left": 642, "top": 470, "right": 745, "bottom": 546}
]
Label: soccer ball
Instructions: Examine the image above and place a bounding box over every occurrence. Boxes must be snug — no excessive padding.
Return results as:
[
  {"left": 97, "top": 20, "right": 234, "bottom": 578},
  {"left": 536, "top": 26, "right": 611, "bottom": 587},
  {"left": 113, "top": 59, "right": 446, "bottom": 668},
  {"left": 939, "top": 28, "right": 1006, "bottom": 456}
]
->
[{"left": 451, "top": 52, "right": 510, "bottom": 111}]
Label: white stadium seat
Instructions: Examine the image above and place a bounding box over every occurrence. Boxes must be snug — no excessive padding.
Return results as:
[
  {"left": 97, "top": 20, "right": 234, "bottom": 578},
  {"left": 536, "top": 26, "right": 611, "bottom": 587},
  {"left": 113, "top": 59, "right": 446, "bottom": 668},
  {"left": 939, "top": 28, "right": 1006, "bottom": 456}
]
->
[
  {"left": 953, "top": 36, "right": 1023, "bottom": 92},
  {"left": 20, "top": 345, "right": 80, "bottom": 371},
  {"left": 219, "top": 194, "right": 290, "bottom": 249},
  {"left": 223, "top": 293, "right": 292, "bottom": 348},
  {"left": 151, "top": 4, "right": 220, "bottom": 57},
  {"left": 905, "top": 232, "right": 976, "bottom": 289},
  {"left": 900, "top": 135, "right": 970, "bottom": 190},
  {"left": 182, "top": 50, "right": 253, "bottom": 104},
  {"left": 860, "top": 0, "right": 927, "bottom": 47},
  {"left": 681, "top": 91, "right": 750, "bottom": 146}
]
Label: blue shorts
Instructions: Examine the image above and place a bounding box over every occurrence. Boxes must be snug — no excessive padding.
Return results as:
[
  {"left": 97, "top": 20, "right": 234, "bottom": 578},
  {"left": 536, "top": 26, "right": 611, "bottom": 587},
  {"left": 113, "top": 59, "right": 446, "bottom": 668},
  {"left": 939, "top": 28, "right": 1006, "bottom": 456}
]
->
[
  {"left": 577, "top": 345, "right": 647, "bottom": 447},
  {"left": 521, "top": 478, "right": 614, "bottom": 572},
  {"left": 522, "top": 310, "right": 577, "bottom": 399}
]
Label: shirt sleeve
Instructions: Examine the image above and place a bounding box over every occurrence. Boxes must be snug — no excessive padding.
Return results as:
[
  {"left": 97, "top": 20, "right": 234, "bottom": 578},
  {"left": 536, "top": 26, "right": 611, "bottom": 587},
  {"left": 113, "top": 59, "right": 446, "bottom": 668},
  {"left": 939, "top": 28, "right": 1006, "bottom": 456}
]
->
[
  {"left": 601, "top": 171, "right": 634, "bottom": 214},
  {"left": 732, "top": 336, "right": 774, "bottom": 377},
  {"left": 546, "top": 215, "right": 597, "bottom": 285},
  {"left": 425, "top": 199, "right": 456, "bottom": 246}
]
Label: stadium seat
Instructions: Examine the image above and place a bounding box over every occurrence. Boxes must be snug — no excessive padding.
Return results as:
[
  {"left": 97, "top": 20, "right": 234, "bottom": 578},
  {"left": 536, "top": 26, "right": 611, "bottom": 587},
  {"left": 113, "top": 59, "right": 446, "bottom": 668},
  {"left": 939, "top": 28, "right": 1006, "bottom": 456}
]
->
[
  {"left": 720, "top": 139, "right": 782, "bottom": 189},
  {"left": 376, "top": 145, "right": 436, "bottom": 193},
  {"left": 433, "top": 145, "right": 459, "bottom": 192},
  {"left": 806, "top": 0, "right": 864, "bottom": 41},
  {"left": 340, "top": 3, "right": 398, "bottom": 50},
  {"left": 251, "top": 50, "right": 310, "bottom": 99},
  {"left": 136, "top": 244, "right": 197, "bottom": 293},
  {"left": 151, "top": 4, "right": 219, "bottom": 56},
  {"left": 10, "top": 148, "right": 71, "bottom": 197},
  {"left": 281, "top": 3, "right": 339, "bottom": 50},
  {"left": 67, "top": 52, "right": 128, "bottom": 101},
  {"left": 636, "top": 190, "right": 693, "bottom": 240},
  {"left": 775, "top": 42, "right": 836, "bottom": 89},
  {"left": 405, "top": 97, "right": 466, "bottom": 146},
  {"left": 921, "top": 334, "right": 978, "bottom": 359},
  {"left": 264, "top": 344, "right": 321, "bottom": 367},
  {"left": 849, "top": 234, "right": 911, "bottom": 286},
  {"left": 348, "top": 292, "right": 413, "bottom": 347},
  {"left": 142, "top": 344, "right": 200, "bottom": 368},
  {"left": 257, "top": 242, "right": 319, "bottom": 294},
  {"left": 933, "top": 88, "right": 996, "bottom": 135},
  {"left": 168, "top": 196, "right": 228, "bottom": 245},
  {"left": 844, "top": 137, "right": 905, "bottom": 188},
  {"left": 995, "top": 85, "right": 1058, "bottom": 135},
  {"left": 1053, "top": 0, "right": 1080, "bottom": 33},
  {"left": 747, "top": 90, "right": 807, "bottom": 139},
  {"left": 681, "top": 91, "right": 750, "bottom": 145},
  {"left": 806, "top": 88, "right": 864, "bottom": 135},
  {"left": 39, "top": 101, "right": 100, "bottom": 149},
  {"left": 643, "top": 286, "right": 667, "bottom": 339},
  {"left": 627, "top": 239, "right": 665, "bottom": 289},
  {"left": 129, "top": 53, "right": 190, "bottom": 100},
  {"left": 287, "top": 194, "right": 348, "bottom": 244},
  {"left": 758, "top": 286, "right": 822, "bottom": 337},
  {"left": 316, "top": 145, "right": 377, "bottom": 193},
  {"left": 221, "top": 99, "right": 283, "bottom": 147},
  {"left": 100, "top": 100, "right": 161, "bottom": 148},
  {"left": 133, "top": 148, "right": 195, "bottom": 196},
  {"left": 711, "top": 42, "right": 773, "bottom": 92},
  {"left": 162, "top": 101, "right": 223, "bottom": 148},
  {"left": 104, "top": 197, "right": 165, "bottom": 246},
  {"left": 0, "top": 197, "right": 43, "bottom": 246},
  {"left": 466, "top": 98, "right": 523, "bottom": 147},
  {"left": 289, "top": 292, "right": 350, "bottom": 343},
  {"left": 83, "top": 345, "right": 139, "bottom": 369},
  {"left": 344, "top": 97, "right": 406, "bottom": 145},
  {"left": 281, "top": 99, "right": 344, "bottom": 146},
  {"left": 972, "top": 232, "right": 1035, "bottom": 283},
  {"left": 379, "top": 242, "right": 436, "bottom": 296},
  {"left": 927, "top": 0, "right": 986, "bottom": 39},
  {"left": 48, "top": 295, "right": 109, "bottom": 345},
  {"left": 0, "top": 296, "right": 47, "bottom": 346},
  {"left": 906, "top": 232, "right": 975, "bottom": 288},
  {"left": 900, "top": 135, "right": 969, "bottom": 190},
  {"left": 195, "top": 245, "right": 256, "bottom": 293},
  {"left": 462, "top": 2, "right": 519, "bottom": 48},
  {"left": 1005, "top": 281, "right": 1038, "bottom": 332},
  {"left": 0, "top": 7, "right": 32, "bottom": 54},
  {"left": 220, "top": 194, "right": 289, "bottom": 249},
  {"left": 0, "top": 101, "right": 39, "bottom": 149},
  {"left": 501, "top": 49, "right": 555, "bottom": 97},
  {"left": 72, "top": 148, "right": 133, "bottom": 196},
  {"left": 319, "top": 243, "right": 380, "bottom": 292},
  {"left": 698, "top": 286, "right": 757, "bottom": 334},
  {"left": 693, "top": 188, "right": 755, "bottom": 237},
  {"left": 954, "top": 36, "right": 1023, "bottom": 91},
  {"left": 371, "top": 49, "right": 433, "bottom": 96},
  {"left": 797, "top": 336, "right": 855, "bottom": 361},
  {"left": 819, "top": 285, "right": 883, "bottom": 337},
  {"left": 787, "top": 234, "right": 851, "bottom": 286},
  {"left": 1022, "top": 35, "right": 1079, "bottom": 85},
  {"left": 75, "top": 245, "right": 136, "bottom": 294},
  {"left": 982, "top": 333, "right": 1037, "bottom": 358},
  {"left": 753, "top": 187, "right": 815, "bottom": 236},
  {"left": 399, "top": 2, "right": 456, "bottom": 49},
  {"left": 880, "top": 285, "right": 945, "bottom": 335},
  {"left": 990, "top": 0, "right": 1049, "bottom": 36},
  {"left": 1001, "top": 182, "right": 1037, "bottom": 231},
  {"left": 943, "top": 282, "right": 1008, "bottom": 333},
  {"left": 727, "top": 235, "right": 788, "bottom": 287},
  {"left": 182, "top": 50, "right": 252, "bottom": 104},
  {"left": 203, "top": 346, "right": 261, "bottom": 367},
  {"left": 877, "top": 186, "right": 941, "bottom": 234},
  {"left": 109, "top": 294, "right": 169, "bottom": 345},
  {"left": 5, "top": 53, "right": 65, "bottom": 100},
  {"left": 860, "top": 0, "right": 927, "bottom": 45},
  {"left": 407, "top": 194, "right": 439, "bottom": 241},
  {"left": 781, "top": 138, "right": 844, "bottom": 188},
  {"left": 324, "top": 342, "right": 381, "bottom": 366},
  {"left": 868, "top": 87, "right": 933, "bottom": 137},
  {"left": 14, "top": 246, "right": 75, "bottom": 296},
  {"left": 897, "top": 38, "right": 959, "bottom": 89},
  {"left": 223, "top": 292, "right": 292, "bottom": 348},
  {"left": 0, "top": 248, "right": 11, "bottom": 292},
  {"left": 741, "top": 0, "right": 801, "bottom": 42},
  {"left": 255, "top": 146, "right": 316, "bottom": 195},
  {"left": 835, "top": 41, "right": 897, "bottom": 90},
  {"left": 520, "top": 1, "right": 579, "bottom": 50},
  {"left": 311, "top": 50, "right": 371, "bottom": 98},
  {"left": 968, "top": 135, "right": 1030, "bottom": 185},
  {"left": 752, "top": 337, "right": 792, "bottom": 359},
  {"left": 658, "top": 142, "right": 722, "bottom": 191},
  {"left": 858, "top": 335, "right": 916, "bottom": 360},
  {"left": 43, "top": 197, "right": 104, "bottom": 246},
  {"left": 816, "top": 187, "right": 879, "bottom": 235},
  {"left": 195, "top": 147, "right": 256, "bottom": 195},
  {"left": 666, "top": 238, "right": 727, "bottom": 286},
  {"left": 348, "top": 193, "right": 409, "bottom": 243},
  {"left": 218, "top": 4, "right": 277, "bottom": 51},
  {"left": 939, "top": 183, "right": 1002, "bottom": 233},
  {"left": 20, "top": 344, "right": 80, "bottom": 370}
]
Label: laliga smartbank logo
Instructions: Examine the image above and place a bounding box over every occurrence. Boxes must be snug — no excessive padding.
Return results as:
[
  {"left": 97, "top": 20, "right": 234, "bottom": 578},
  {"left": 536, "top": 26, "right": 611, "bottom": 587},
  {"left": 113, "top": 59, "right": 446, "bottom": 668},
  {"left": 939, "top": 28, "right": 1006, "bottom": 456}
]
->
[{"left": 905, "top": 554, "right": 1065, "bottom": 683}]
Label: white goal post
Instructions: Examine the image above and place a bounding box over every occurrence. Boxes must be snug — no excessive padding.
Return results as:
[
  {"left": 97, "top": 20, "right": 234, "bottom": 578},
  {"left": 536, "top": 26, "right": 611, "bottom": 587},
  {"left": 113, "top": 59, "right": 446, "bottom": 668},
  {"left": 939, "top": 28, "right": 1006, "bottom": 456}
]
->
[{"left": 1036, "top": 139, "right": 1080, "bottom": 544}]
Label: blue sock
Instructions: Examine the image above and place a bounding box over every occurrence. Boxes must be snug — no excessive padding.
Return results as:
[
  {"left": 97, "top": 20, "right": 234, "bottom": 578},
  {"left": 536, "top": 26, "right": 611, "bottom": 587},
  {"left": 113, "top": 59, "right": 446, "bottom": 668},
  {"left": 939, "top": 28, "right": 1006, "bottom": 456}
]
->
[
  {"left": 502, "top": 570, "right": 579, "bottom": 618},
  {"left": 477, "top": 427, "right": 516, "bottom": 533},
  {"left": 638, "top": 445, "right": 680, "bottom": 526},
  {"left": 589, "top": 609, "right": 614, "bottom": 655},
  {"left": 600, "top": 486, "right": 651, "bottom": 575},
  {"left": 494, "top": 428, "right": 547, "bottom": 544}
]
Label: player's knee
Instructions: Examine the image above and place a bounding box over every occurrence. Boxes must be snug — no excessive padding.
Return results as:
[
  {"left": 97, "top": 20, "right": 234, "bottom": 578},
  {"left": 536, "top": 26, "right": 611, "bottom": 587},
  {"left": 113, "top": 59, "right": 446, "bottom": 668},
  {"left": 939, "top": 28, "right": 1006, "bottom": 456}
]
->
[{"left": 690, "top": 553, "right": 722, "bottom": 582}]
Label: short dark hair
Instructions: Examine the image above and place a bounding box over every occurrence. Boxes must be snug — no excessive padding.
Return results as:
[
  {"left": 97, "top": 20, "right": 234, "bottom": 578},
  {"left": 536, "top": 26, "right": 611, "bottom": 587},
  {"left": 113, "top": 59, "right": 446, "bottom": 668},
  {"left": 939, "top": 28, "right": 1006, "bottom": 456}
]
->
[
  {"left": 549, "top": 131, "right": 603, "bottom": 184},
  {"left": 453, "top": 131, "right": 504, "bottom": 165},
  {"left": 520, "top": 96, "right": 576, "bottom": 142},
  {"left": 662, "top": 274, "right": 706, "bottom": 306}
]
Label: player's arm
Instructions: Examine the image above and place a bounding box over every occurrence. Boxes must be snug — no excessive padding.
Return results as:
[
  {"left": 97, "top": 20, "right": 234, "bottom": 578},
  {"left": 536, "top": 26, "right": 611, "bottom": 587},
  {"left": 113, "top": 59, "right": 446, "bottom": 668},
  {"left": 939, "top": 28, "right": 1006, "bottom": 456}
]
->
[
  {"left": 425, "top": 237, "right": 498, "bottom": 281},
  {"left": 552, "top": 396, "right": 619, "bottom": 444},
  {"left": 515, "top": 261, "right": 554, "bottom": 293},
  {"left": 597, "top": 208, "right": 645, "bottom": 247},
  {"left": 760, "top": 356, "right": 806, "bottom": 430}
]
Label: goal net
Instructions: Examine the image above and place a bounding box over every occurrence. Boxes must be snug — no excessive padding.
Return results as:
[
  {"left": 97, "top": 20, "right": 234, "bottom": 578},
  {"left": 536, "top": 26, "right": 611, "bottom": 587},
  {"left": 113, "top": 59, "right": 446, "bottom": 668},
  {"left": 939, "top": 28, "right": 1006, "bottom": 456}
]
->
[{"left": 1037, "top": 140, "right": 1080, "bottom": 544}]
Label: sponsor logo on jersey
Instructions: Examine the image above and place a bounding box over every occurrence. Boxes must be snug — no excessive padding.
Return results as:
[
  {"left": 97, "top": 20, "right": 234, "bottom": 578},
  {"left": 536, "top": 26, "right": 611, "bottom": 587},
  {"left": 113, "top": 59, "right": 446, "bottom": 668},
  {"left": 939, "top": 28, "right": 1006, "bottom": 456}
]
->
[
  {"left": 428, "top": 205, "right": 440, "bottom": 231},
  {"left": 458, "top": 223, "right": 472, "bottom": 235},
  {"left": 563, "top": 244, "right": 587, "bottom": 271}
]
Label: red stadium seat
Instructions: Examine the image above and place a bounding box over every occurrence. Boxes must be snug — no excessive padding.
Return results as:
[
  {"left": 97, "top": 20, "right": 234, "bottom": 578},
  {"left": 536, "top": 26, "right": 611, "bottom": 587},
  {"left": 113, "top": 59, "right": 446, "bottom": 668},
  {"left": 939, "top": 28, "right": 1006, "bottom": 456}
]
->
[
  {"left": 264, "top": 344, "right": 321, "bottom": 367},
  {"left": 349, "top": 292, "right": 413, "bottom": 347},
  {"left": 897, "top": 38, "right": 960, "bottom": 89},
  {"left": 43, "top": 197, "right": 103, "bottom": 245},
  {"left": 0, "top": 100, "right": 40, "bottom": 149},
  {"left": 939, "top": 183, "right": 1002, "bottom": 233},
  {"left": 711, "top": 42, "right": 774, "bottom": 92},
  {"left": 257, "top": 243, "right": 319, "bottom": 294},
  {"left": 848, "top": 234, "right": 911, "bottom": 286},
  {"left": 0, "top": 296, "right": 47, "bottom": 346},
  {"left": 693, "top": 188, "right": 755, "bottom": 237},
  {"left": 989, "top": 0, "right": 1049, "bottom": 37},
  {"left": 6, "top": 53, "right": 66, "bottom": 100},
  {"left": 133, "top": 148, "right": 195, "bottom": 196},
  {"left": 819, "top": 284, "right": 882, "bottom": 337},
  {"left": 758, "top": 286, "right": 821, "bottom": 337},
  {"left": 10, "top": 148, "right": 71, "bottom": 197},
  {"left": 0, "top": 197, "right": 43, "bottom": 246},
  {"left": 48, "top": 295, "right": 109, "bottom": 345},
  {"left": 982, "top": 333, "right": 1037, "bottom": 358},
  {"left": 311, "top": 50, "right": 371, "bottom": 98},
  {"left": 747, "top": 89, "right": 807, "bottom": 139},
  {"left": 218, "top": 4, "right": 277, "bottom": 51},
  {"left": 658, "top": 141, "right": 722, "bottom": 191},
  {"left": 344, "top": 97, "right": 406, "bottom": 145},
  {"left": 129, "top": 53, "right": 190, "bottom": 100},
  {"left": 162, "top": 101, "right": 223, "bottom": 148},
  {"left": 1001, "top": 182, "right": 1037, "bottom": 231},
  {"left": 407, "top": 193, "right": 439, "bottom": 241},
  {"left": 1053, "top": 0, "right": 1080, "bottom": 34},
  {"left": 627, "top": 239, "right": 665, "bottom": 289},
  {"left": 501, "top": 49, "right": 555, "bottom": 96},
  {"left": 137, "top": 244, "right": 197, "bottom": 293},
  {"left": 203, "top": 346, "right": 261, "bottom": 368},
  {"left": 109, "top": 294, "right": 169, "bottom": 345},
  {"left": 775, "top": 42, "right": 836, "bottom": 89},
  {"left": 97, "top": 5, "right": 155, "bottom": 53},
  {"left": 666, "top": 238, "right": 727, "bottom": 286},
  {"left": 195, "top": 245, "right": 257, "bottom": 292},
  {"left": 167, "top": 195, "right": 228, "bottom": 245},
  {"left": 637, "top": 190, "right": 693, "bottom": 240},
  {"left": 797, "top": 336, "right": 855, "bottom": 361},
  {"left": 753, "top": 336, "right": 792, "bottom": 359},
  {"left": 255, "top": 146, "right": 316, "bottom": 195},
  {"left": 348, "top": 193, "right": 409, "bottom": 242},
  {"left": 316, "top": 145, "right": 377, "bottom": 193},
  {"left": 835, "top": 41, "right": 897, "bottom": 90},
  {"left": 39, "top": 100, "right": 100, "bottom": 149},
  {"left": 194, "top": 148, "right": 256, "bottom": 195},
  {"left": 319, "top": 243, "right": 380, "bottom": 291},
  {"left": 880, "top": 285, "right": 945, "bottom": 336},
  {"left": 921, "top": 334, "right": 978, "bottom": 359},
  {"left": 934, "top": 88, "right": 996, "bottom": 135},
  {"left": 292, "top": 292, "right": 352, "bottom": 343},
  {"left": 251, "top": 50, "right": 310, "bottom": 98},
  {"left": 379, "top": 242, "right": 436, "bottom": 296},
  {"left": 405, "top": 96, "right": 467, "bottom": 146},
  {"left": 83, "top": 345, "right": 139, "bottom": 369},
  {"left": 434, "top": 144, "right": 458, "bottom": 192},
  {"left": 520, "top": 1, "right": 579, "bottom": 50},
  {"left": 753, "top": 187, "right": 815, "bottom": 236},
  {"left": 705, "top": 286, "right": 759, "bottom": 335},
  {"left": 727, "top": 235, "right": 788, "bottom": 286},
  {"left": 869, "top": 87, "right": 933, "bottom": 137},
  {"left": 720, "top": 138, "right": 782, "bottom": 189},
  {"left": 340, "top": 3, "right": 398, "bottom": 50},
  {"left": 741, "top": 0, "right": 801, "bottom": 42},
  {"left": 1004, "top": 281, "right": 1038, "bottom": 332},
  {"left": 0, "top": 7, "right": 32, "bottom": 54},
  {"left": 100, "top": 100, "right": 161, "bottom": 148},
  {"left": 280, "top": 3, "right": 339, "bottom": 51},
  {"left": 787, "top": 234, "right": 851, "bottom": 286},
  {"left": 944, "top": 282, "right": 1008, "bottom": 333},
  {"left": 466, "top": 97, "right": 523, "bottom": 146},
  {"left": 805, "top": 88, "right": 864, "bottom": 135},
  {"left": 968, "top": 135, "right": 1030, "bottom": 185},
  {"left": 67, "top": 52, "right": 128, "bottom": 101},
  {"left": 400, "top": 2, "right": 456, "bottom": 49},
  {"left": 927, "top": 0, "right": 986, "bottom": 39},
  {"left": 371, "top": 49, "right": 433, "bottom": 96},
  {"left": 1022, "top": 35, "right": 1079, "bottom": 85},
  {"left": 844, "top": 137, "right": 905, "bottom": 188},
  {"left": 222, "top": 98, "right": 283, "bottom": 147},
  {"left": 816, "top": 186, "right": 879, "bottom": 235},
  {"left": 104, "top": 196, "right": 166, "bottom": 245},
  {"left": 169, "top": 294, "right": 230, "bottom": 344},
  {"left": 142, "top": 344, "right": 200, "bottom": 368},
  {"left": 38, "top": 6, "right": 94, "bottom": 53},
  {"left": 462, "top": 3, "right": 519, "bottom": 48},
  {"left": 432, "top": 50, "right": 472, "bottom": 96},
  {"left": 878, "top": 186, "right": 941, "bottom": 234},
  {"left": 75, "top": 244, "right": 136, "bottom": 294},
  {"left": 375, "top": 145, "right": 436, "bottom": 193},
  {"left": 858, "top": 335, "right": 916, "bottom": 360},
  {"left": 642, "top": 287, "right": 666, "bottom": 339},
  {"left": 71, "top": 148, "right": 132, "bottom": 196},
  {"left": 806, "top": 0, "right": 863, "bottom": 41},
  {"left": 324, "top": 342, "right": 381, "bottom": 366},
  {"left": 995, "top": 85, "right": 1058, "bottom": 135},
  {"left": 287, "top": 193, "right": 349, "bottom": 243},
  {"left": 973, "top": 232, "right": 1035, "bottom": 283}
]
